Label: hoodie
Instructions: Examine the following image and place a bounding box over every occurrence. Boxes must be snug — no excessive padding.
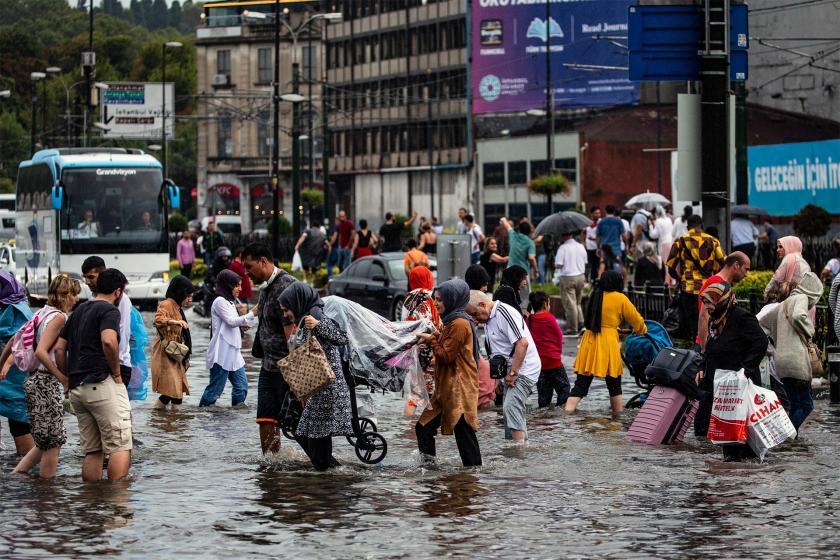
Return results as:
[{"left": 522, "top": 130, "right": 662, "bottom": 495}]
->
[{"left": 759, "top": 272, "right": 823, "bottom": 382}]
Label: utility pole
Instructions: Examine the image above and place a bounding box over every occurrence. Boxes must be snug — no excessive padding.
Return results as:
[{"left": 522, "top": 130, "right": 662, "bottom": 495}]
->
[
  {"left": 292, "top": 62, "right": 302, "bottom": 237},
  {"left": 545, "top": 0, "right": 555, "bottom": 213},
  {"left": 426, "top": 79, "right": 434, "bottom": 220},
  {"left": 84, "top": 0, "right": 94, "bottom": 147},
  {"left": 734, "top": 80, "right": 748, "bottom": 204},
  {"left": 322, "top": 20, "right": 331, "bottom": 227},
  {"left": 700, "top": 0, "right": 731, "bottom": 250},
  {"left": 271, "top": 0, "right": 281, "bottom": 261}
]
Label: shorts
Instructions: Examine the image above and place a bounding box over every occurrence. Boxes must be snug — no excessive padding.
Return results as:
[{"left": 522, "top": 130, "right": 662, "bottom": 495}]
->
[
  {"left": 7, "top": 418, "right": 30, "bottom": 438},
  {"left": 570, "top": 374, "right": 623, "bottom": 398},
  {"left": 69, "top": 376, "right": 133, "bottom": 454},
  {"left": 24, "top": 371, "right": 67, "bottom": 450},
  {"left": 503, "top": 375, "right": 536, "bottom": 438},
  {"left": 256, "top": 367, "right": 289, "bottom": 425}
]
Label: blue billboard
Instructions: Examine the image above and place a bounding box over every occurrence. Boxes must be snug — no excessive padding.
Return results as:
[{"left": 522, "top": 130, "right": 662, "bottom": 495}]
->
[
  {"left": 748, "top": 139, "right": 840, "bottom": 216},
  {"left": 472, "top": 0, "right": 639, "bottom": 114}
]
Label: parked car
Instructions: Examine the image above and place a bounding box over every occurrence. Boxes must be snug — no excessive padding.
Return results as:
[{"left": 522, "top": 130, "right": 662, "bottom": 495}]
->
[{"left": 327, "top": 252, "right": 436, "bottom": 320}]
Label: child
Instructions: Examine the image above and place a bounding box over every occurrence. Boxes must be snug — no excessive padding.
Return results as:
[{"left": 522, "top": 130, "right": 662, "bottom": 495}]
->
[{"left": 526, "top": 291, "right": 570, "bottom": 408}]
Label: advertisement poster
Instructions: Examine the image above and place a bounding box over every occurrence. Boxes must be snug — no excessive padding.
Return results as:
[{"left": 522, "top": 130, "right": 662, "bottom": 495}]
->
[
  {"left": 472, "top": 0, "right": 639, "bottom": 114},
  {"left": 748, "top": 139, "right": 840, "bottom": 216}
]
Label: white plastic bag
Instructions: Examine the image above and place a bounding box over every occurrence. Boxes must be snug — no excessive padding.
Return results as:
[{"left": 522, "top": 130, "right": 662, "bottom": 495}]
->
[
  {"left": 708, "top": 369, "right": 750, "bottom": 445},
  {"left": 746, "top": 384, "right": 796, "bottom": 461},
  {"left": 291, "top": 251, "right": 303, "bottom": 272}
]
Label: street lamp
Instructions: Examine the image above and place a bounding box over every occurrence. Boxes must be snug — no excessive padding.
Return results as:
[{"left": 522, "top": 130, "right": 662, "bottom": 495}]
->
[
  {"left": 243, "top": 8, "right": 341, "bottom": 257},
  {"left": 0, "top": 90, "right": 10, "bottom": 98},
  {"left": 162, "top": 41, "right": 183, "bottom": 179},
  {"left": 30, "top": 72, "right": 46, "bottom": 155}
]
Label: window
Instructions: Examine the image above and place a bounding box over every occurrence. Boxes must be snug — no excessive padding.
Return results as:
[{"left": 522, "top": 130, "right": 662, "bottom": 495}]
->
[
  {"left": 257, "top": 110, "right": 270, "bottom": 157},
  {"left": 554, "top": 157, "right": 577, "bottom": 183},
  {"left": 483, "top": 162, "right": 505, "bottom": 187},
  {"left": 217, "top": 50, "right": 231, "bottom": 77},
  {"left": 530, "top": 159, "right": 550, "bottom": 178},
  {"left": 217, "top": 113, "right": 232, "bottom": 157},
  {"left": 257, "top": 48, "right": 272, "bottom": 84},
  {"left": 508, "top": 161, "right": 526, "bottom": 184},
  {"left": 302, "top": 46, "right": 317, "bottom": 81}
]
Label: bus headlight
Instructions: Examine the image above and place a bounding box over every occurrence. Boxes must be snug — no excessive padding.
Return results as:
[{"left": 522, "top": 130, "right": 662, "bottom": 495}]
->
[{"left": 149, "top": 271, "right": 170, "bottom": 283}]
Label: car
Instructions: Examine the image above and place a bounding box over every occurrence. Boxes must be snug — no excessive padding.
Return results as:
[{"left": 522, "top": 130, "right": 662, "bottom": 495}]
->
[{"left": 327, "top": 252, "right": 436, "bottom": 320}]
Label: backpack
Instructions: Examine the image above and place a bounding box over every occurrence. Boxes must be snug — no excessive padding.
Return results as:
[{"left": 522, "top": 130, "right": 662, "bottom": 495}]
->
[{"left": 11, "top": 308, "right": 59, "bottom": 372}]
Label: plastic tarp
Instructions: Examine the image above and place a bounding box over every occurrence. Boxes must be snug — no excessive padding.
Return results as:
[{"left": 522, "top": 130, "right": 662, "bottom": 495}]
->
[
  {"left": 0, "top": 302, "right": 33, "bottom": 423},
  {"left": 127, "top": 306, "right": 150, "bottom": 401},
  {"left": 323, "top": 296, "right": 432, "bottom": 393}
]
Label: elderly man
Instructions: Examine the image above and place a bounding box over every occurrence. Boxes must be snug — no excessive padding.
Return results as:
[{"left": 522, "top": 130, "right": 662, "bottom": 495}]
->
[{"left": 467, "top": 290, "right": 541, "bottom": 441}]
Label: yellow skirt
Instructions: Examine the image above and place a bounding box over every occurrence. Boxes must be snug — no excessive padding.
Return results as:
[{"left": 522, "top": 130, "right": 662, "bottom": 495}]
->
[{"left": 573, "top": 328, "right": 624, "bottom": 378}]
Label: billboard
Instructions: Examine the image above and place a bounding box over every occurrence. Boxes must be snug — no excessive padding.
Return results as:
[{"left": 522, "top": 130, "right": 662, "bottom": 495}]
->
[
  {"left": 472, "top": 0, "right": 639, "bottom": 114},
  {"left": 748, "top": 139, "right": 840, "bottom": 216},
  {"left": 100, "top": 82, "right": 175, "bottom": 140}
]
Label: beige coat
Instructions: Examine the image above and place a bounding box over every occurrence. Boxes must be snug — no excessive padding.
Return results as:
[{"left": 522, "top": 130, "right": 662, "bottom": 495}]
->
[{"left": 151, "top": 299, "right": 190, "bottom": 399}]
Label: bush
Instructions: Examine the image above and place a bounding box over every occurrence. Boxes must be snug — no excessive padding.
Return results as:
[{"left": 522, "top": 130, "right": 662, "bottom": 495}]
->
[
  {"left": 169, "top": 258, "right": 206, "bottom": 281},
  {"left": 732, "top": 270, "right": 774, "bottom": 300},
  {"left": 266, "top": 215, "right": 293, "bottom": 235},
  {"left": 168, "top": 211, "right": 188, "bottom": 233},
  {"left": 301, "top": 189, "right": 324, "bottom": 208},
  {"left": 528, "top": 173, "right": 570, "bottom": 199}
]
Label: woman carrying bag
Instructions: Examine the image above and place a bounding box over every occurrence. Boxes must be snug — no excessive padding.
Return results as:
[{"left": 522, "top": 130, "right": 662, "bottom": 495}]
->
[
  {"left": 278, "top": 282, "right": 353, "bottom": 470},
  {"left": 152, "top": 276, "right": 197, "bottom": 411}
]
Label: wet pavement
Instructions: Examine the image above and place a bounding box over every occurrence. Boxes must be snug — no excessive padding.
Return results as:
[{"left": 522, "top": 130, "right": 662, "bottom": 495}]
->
[{"left": 2, "top": 310, "right": 840, "bottom": 558}]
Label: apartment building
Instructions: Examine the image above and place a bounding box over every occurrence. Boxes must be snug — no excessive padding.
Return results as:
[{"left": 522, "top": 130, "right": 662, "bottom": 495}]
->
[
  {"left": 196, "top": 1, "right": 325, "bottom": 232},
  {"left": 325, "top": 0, "right": 472, "bottom": 228}
]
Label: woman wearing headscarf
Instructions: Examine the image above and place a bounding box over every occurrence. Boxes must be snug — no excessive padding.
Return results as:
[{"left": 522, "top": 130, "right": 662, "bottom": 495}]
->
[
  {"left": 414, "top": 279, "right": 482, "bottom": 467},
  {"left": 648, "top": 205, "right": 674, "bottom": 284},
  {"left": 632, "top": 241, "right": 665, "bottom": 288},
  {"left": 152, "top": 276, "right": 197, "bottom": 411},
  {"left": 694, "top": 281, "right": 768, "bottom": 460},
  {"left": 0, "top": 271, "right": 34, "bottom": 457},
  {"left": 200, "top": 270, "right": 259, "bottom": 407},
  {"left": 402, "top": 266, "right": 440, "bottom": 415},
  {"left": 566, "top": 270, "right": 646, "bottom": 414},
  {"left": 278, "top": 282, "right": 353, "bottom": 470},
  {"left": 493, "top": 265, "right": 527, "bottom": 314},
  {"left": 764, "top": 236, "right": 811, "bottom": 304}
]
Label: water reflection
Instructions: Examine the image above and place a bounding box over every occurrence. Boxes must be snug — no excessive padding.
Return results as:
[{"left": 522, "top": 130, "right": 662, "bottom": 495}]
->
[{"left": 421, "top": 473, "right": 488, "bottom": 518}]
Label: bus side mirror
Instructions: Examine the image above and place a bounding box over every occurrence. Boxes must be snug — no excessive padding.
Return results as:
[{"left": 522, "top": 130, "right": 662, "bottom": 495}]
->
[
  {"left": 163, "top": 179, "right": 180, "bottom": 210},
  {"left": 51, "top": 183, "right": 64, "bottom": 210}
]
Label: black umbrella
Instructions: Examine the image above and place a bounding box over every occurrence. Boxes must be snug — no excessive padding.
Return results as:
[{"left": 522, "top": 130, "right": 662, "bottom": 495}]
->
[
  {"left": 731, "top": 204, "right": 769, "bottom": 217},
  {"left": 534, "top": 211, "right": 591, "bottom": 237}
]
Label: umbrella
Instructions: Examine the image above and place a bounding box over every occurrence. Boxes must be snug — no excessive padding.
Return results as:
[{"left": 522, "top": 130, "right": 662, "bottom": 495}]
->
[
  {"left": 534, "top": 211, "right": 591, "bottom": 237},
  {"left": 626, "top": 192, "right": 671, "bottom": 209},
  {"left": 731, "top": 204, "right": 768, "bottom": 217}
]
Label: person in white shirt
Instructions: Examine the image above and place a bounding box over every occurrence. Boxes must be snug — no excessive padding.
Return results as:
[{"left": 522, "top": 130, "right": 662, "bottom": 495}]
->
[
  {"left": 554, "top": 232, "right": 588, "bottom": 334},
  {"left": 76, "top": 209, "right": 99, "bottom": 238},
  {"left": 467, "top": 291, "right": 541, "bottom": 441},
  {"left": 672, "top": 205, "right": 693, "bottom": 240},
  {"left": 620, "top": 217, "right": 631, "bottom": 258},
  {"left": 200, "top": 270, "right": 258, "bottom": 407},
  {"left": 648, "top": 205, "right": 675, "bottom": 285},
  {"left": 466, "top": 214, "right": 485, "bottom": 264},
  {"left": 730, "top": 215, "right": 759, "bottom": 262},
  {"left": 584, "top": 207, "right": 602, "bottom": 283}
]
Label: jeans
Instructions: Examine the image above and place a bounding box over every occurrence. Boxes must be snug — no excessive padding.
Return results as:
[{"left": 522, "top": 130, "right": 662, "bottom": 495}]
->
[
  {"left": 537, "top": 366, "right": 571, "bottom": 407},
  {"left": 199, "top": 364, "right": 248, "bottom": 407},
  {"left": 471, "top": 251, "right": 481, "bottom": 265},
  {"left": 415, "top": 414, "right": 482, "bottom": 467},
  {"left": 326, "top": 247, "right": 339, "bottom": 278},
  {"left": 558, "top": 274, "right": 585, "bottom": 333},
  {"left": 782, "top": 378, "right": 813, "bottom": 431},
  {"left": 337, "top": 248, "right": 351, "bottom": 272},
  {"left": 537, "top": 254, "right": 546, "bottom": 284}
]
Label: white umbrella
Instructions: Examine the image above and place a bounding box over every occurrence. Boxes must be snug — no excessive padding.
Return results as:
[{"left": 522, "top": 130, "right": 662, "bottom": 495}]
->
[{"left": 626, "top": 192, "right": 671, "bottom": 210}]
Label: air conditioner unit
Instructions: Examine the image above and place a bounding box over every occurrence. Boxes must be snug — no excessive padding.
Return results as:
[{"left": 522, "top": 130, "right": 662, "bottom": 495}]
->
[{"left": 212, "top": 74, "right": 230, "bottom": 86}]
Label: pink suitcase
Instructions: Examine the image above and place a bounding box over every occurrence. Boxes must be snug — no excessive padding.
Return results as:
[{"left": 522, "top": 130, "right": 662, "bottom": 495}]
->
[{"left": 627, "top": 386, "right": 699, "bottom": 445}]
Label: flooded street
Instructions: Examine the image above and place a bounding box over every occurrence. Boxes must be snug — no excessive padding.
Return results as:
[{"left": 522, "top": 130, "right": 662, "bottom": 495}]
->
[{"left": 3, "top": 310, "right": 840, "bottom": 558}]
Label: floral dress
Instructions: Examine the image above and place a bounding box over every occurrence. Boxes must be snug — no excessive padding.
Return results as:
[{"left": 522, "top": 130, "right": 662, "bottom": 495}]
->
[
  {"left": 403, "top": 289, "right": 440, "bottom": 397},
  {"left": 294, "top": 317, "right": 354, "bottom": 439}
]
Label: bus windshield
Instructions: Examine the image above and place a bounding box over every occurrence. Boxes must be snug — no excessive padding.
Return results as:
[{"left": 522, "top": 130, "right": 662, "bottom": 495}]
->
[{"left": 60, "top": 167, "right": 165, "bottom": 253}]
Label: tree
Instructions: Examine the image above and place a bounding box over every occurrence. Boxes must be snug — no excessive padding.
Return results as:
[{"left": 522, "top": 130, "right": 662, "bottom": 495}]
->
[
  {"left": 793, "top": 204, "right": 832, "bottom": 270},
  {"left": 130, "top": 0, "right": 144, "bottom": 26},
  {"left": 0, "top": 112, "right": 29, "bottom": 185},
  {"left": 529, "top": 172, "right": 570, "bottom": 214},
  {"left": 169, "top": 1, "right": 183, "bottom": 30},
  {"left": 151, "top": 0, "right": 169, "bottom": 30}
]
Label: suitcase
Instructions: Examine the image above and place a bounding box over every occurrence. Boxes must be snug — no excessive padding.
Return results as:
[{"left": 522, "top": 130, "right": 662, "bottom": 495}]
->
[
  {"left": 627, "top": 386, "right": 699, "bottom": 445},
  {"left": 644, "top": 347, "right": 701, "bottom": 387}
]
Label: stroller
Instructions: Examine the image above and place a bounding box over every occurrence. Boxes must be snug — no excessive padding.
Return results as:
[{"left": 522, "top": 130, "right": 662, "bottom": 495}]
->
[
  {"left": 622, "top": 320, "right": 672, "bottom": 409},
  {"left": 278, "top": 360, "right": 388, "bottom": 465}
]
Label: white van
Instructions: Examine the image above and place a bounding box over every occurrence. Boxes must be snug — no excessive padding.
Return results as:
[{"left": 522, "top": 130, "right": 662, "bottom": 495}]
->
[{"left": 201, "top": 215, "right": 241, "bottom": 234}]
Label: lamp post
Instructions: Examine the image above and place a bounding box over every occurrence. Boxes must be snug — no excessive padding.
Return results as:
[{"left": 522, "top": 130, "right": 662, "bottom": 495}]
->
[
  {"left": 30, "top": 72, "right": 46, "bottom": 155},
  {"left": 162, "top": 41, "right": 182, "bottom": 179},
  {"left": 243, "top": 9, "right": 341, "bottom": 254}
]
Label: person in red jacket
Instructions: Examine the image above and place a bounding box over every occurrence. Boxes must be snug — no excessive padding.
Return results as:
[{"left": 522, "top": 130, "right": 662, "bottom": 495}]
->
[
  {"left": 526, "top": 291, "right": 570, "bottom": 408},
  {"left": 229, "top": 247, "right": 254, "bottom": 302}
]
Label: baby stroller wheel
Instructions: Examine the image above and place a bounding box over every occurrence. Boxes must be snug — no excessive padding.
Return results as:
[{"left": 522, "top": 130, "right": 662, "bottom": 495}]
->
[
  {"left": 345, "top": 417, "right": 377, "bottom": 446},
  {"left": 355, "top": 432, "right": 387, "bottom": 465},
  {"left": 626, "top": 392, "right": 648, "bottom": 409},
  {"left": 281, "top": 426, "right": 296, "bottom": 441}
]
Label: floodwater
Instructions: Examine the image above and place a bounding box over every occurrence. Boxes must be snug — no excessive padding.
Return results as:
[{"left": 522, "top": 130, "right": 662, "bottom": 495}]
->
[{"left": 2, "top": 310, "right": 840, "bottom": 558}]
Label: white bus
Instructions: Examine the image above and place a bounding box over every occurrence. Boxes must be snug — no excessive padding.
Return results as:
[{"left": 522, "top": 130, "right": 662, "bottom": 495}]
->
[{"left": 15, "top": 148, "right": 181, "bottom": 307}]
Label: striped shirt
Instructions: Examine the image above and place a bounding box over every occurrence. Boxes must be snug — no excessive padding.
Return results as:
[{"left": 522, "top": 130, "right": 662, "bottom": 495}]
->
[{"left": 485, "top": 301, "right": 542, "bottom": 383}]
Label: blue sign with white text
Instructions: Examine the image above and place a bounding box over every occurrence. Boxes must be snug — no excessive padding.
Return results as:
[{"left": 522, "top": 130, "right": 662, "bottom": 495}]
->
[{"left": 748, "top": 139, "right": 840, "bottom": 216}]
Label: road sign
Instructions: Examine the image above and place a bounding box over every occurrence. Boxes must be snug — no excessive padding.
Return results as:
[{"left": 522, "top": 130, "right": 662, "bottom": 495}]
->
[
  {"left": 629, "top": 51, "right": 701, "bottom": 81},
  {"left": 100, "top": 82, "right": 174, "bottom": 140},
  {"left": 628, "top": 5, "right": 699, "bottom": 52}
]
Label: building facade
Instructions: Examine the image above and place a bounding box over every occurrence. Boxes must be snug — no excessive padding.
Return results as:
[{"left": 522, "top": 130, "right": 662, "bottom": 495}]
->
[
  {"left": 325, "top": 0, "right": 472, "bottom": 229},
  {"left": 196, "top": 1, "right": 325, "bottom": 233}
]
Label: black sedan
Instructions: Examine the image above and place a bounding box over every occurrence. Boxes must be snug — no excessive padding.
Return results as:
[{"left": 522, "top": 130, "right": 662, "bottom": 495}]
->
[{"left": 326, "top": 252, "right": 435, "bottom": 320}]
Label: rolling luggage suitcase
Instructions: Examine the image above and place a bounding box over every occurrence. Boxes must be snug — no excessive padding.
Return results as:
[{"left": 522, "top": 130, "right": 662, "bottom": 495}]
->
[{"left": 627, "top": 386, "right": 699, "bottom": 445}]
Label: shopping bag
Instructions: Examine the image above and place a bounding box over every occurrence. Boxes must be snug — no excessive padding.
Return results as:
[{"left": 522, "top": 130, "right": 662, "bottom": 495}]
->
[
  {"left": 707, "top": 369, "right": 750, "bottom": 445},
  {"left": 746, "top": 384, "right": 796, "bottom": 461},
  {"left": 291, "top": 251, "right": 303, "bottom": 272}
]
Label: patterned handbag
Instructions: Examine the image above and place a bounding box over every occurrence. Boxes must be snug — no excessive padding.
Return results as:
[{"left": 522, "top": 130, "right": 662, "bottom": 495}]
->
[{"left": 277, "top": 325, "right": 335, "bottom": 401}]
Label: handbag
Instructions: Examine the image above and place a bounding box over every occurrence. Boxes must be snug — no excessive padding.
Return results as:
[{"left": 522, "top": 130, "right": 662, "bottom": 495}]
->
[
  {"left": 783, "top": 299, "right": 823, "bottom": 377},
  {"left": 485, "top": 339, "right": 514, "bottom": 380},
  {"left": 277, "top": 323, "right": 335, "bottom": 400},
  {"left": 159, "top": 325, "right": 189, "bottom": 361}
]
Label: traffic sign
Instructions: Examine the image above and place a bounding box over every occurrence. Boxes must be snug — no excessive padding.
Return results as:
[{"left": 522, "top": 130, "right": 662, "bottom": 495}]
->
[
  {"left": 100, "top": 82, "right": 174, "bottom": 140},
  {"left": 628, "top": 5, "right": 699, "bottom": 52},
  {"left": 629, "top": 51, "right": 700, "bottom": 81}
]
